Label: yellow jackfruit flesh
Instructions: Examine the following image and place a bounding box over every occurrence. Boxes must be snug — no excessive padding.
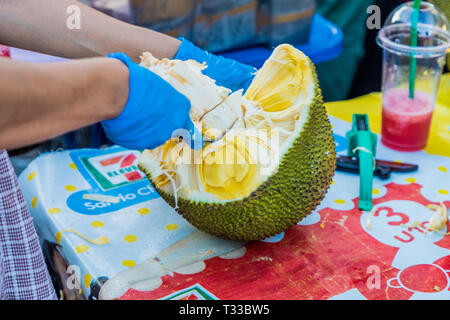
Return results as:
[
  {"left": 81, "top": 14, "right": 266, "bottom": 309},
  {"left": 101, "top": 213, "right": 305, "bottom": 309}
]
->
[
  {"left": 245, "top": 46, "right": 311, "bottom": 112},
  {"left": 138, "top": 44, "right": 336, "bottom": 241},
  {"left": 199, "top": 135, "right": 261, "bottom": 200}
]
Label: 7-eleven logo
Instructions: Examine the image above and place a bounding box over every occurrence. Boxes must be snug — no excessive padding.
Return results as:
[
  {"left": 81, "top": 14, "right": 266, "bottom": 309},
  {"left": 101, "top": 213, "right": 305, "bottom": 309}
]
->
[
  {"left": 179, "top": 294, "right": 199, "bottom": 300},
  {"left": 82, "top": 150, "right": 144, "bottom": 191}
]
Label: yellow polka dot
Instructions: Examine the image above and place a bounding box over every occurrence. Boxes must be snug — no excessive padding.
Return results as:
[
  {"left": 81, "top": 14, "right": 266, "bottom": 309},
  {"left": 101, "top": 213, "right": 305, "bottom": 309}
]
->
[
  {"left": 27, "top": 172, "right": 36, "bottom": 181},
  {"left": 166, "top": 224, "right": 179, "bottom": 231},
  {"left": 405, "top": 178, "right": 416, "bottom": 183},
  {"left": 69, "top": 163, "right": 78, "bottom": 170},
  {"left": 438, "top": 189, "right": 448, "bottom": 195},
  {"left": 55, "top": 232, "right": 62, "bottom": 245},
  {"left": 394, "top": 160, "right": 403, "bottom": 163},
  {"left": 438, "top": 166, "right": 448, "bottom": 172},
  {"left": 138, "top": 208, "right": 150, "bottom": 215},
  {"left": 94, "top": 236, "right": 109, "bottom": 245},
  {"left": 31, "top": 196, "right": 37, "bottom": 209},
  {"left": 91, "top": 221, "right": 104, "bottom": 228},
  {"left": 124, "top": 235, "right": 137, "bottom": 243},
  {"left": 48, "top": 208, "right": 60, "bottom": 214},
  {"left": 334, "top": 199, "right": 346, "bottom": 204},
  {"left": 65, "top": 185, "right": 77, "bottom": 192},
  {"left": 83, "top": 274, "right": 92, "bottom": 289},
  {"left": 330, "top": 180, "right": 335, "bottom": 185},
  {"left": 122, "top": 260, "right": 136, "bottom": 267},
  {"left": 75, "top": 245, "right": 89, "bottom": 253},
  {"left": 372, "top": 188, "right": 380, "bottom": 195}
]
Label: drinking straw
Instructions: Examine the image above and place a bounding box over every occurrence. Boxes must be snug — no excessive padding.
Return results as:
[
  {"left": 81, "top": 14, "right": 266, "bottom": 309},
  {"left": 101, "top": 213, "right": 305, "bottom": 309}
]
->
[{"left": 409, "top": 0, "right": 422, "bottom": 99}]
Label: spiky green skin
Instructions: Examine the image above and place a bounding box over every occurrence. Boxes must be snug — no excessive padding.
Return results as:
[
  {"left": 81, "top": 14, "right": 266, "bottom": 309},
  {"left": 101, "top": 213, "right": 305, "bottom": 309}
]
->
[{"left": 139, "top": 76, "right": 336, "bottom": 242}]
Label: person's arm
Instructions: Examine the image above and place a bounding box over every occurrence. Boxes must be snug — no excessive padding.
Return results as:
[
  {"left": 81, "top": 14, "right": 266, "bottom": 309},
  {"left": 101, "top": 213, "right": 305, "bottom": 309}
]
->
[
  {"left": 0, "top": 0, "right": 180, "bottom": 62},
  {"left": 0, "top": 57, "right": 128, "bottom": 150},
  {"left": 0, "top": 0, "right": 255, "bottom": 91},
  {"left": 0, "top": 53, "right": 197, "bottom": 151}
]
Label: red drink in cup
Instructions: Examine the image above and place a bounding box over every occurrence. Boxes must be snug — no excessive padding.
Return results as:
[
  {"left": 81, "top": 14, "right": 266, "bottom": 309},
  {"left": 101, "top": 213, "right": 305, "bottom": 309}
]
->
[
  {"left": 377, "top": 2, "right": 449, "bottom": 152},
  {"left": 381, "top": 89, "right": 433, "bottom": 151}
]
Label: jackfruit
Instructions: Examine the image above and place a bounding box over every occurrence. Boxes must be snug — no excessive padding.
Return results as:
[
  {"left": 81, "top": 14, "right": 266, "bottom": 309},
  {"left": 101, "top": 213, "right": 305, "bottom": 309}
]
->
[{"left": 138, "top": 44, "right": 336, "bottom": 241}]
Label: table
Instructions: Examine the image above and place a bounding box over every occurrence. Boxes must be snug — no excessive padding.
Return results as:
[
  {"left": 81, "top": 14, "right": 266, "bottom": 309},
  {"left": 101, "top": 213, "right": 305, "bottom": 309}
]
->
[
  {"left": 18, "top": 76, "right": 450, "bottom": 299},
  {"left": 119, "top": 86, "right": 450, "bottom": 299}
]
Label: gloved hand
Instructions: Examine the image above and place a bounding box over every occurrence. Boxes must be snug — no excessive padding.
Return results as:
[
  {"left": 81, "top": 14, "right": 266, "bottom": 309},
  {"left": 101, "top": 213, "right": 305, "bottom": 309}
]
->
[
  {"left": 102, "top": 52, "right": 197, "bottom": 150},
  {"left": 174, "top": 38, "right": 256, "bottom": 92}
]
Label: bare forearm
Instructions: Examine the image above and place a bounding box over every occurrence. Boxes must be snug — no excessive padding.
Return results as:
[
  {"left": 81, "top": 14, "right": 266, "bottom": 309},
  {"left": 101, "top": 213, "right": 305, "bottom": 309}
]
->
[
  {"left": 0, "top": 0, "right": 181, "bottom": 61},
  {"left": 0, "top": 57, "right": 128, "bottom": 150}
]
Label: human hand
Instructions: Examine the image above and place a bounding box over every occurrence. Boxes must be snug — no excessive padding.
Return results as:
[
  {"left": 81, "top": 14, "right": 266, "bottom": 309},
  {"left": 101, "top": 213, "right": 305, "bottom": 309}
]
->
[
  {"left": 174, "top": 38, "right": 256, "bottom": 92},
  {"left": 102, "top": 53, "right": 196, "bottom": 150}
]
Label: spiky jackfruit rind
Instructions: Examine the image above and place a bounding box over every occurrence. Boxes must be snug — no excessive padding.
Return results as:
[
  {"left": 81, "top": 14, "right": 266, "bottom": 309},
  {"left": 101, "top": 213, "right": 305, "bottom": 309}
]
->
[{"left": 138, "top": 67, "right": 336, "bottom": 242}]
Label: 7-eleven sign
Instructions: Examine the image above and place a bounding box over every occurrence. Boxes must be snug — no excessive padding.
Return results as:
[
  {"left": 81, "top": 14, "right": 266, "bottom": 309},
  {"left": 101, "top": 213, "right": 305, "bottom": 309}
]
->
[{"left": 81, "top": 150, "right": 144, "bottom": 191}]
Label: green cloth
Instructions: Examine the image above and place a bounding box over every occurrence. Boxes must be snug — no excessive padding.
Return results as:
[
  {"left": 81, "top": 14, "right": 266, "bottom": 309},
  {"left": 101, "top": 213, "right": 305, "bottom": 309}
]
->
[
  {"left": 315, "top": 0, "right": 375, "bottom": 102},
  {"left": 431, "top": 0, "right": 450, "bottom": 19}
]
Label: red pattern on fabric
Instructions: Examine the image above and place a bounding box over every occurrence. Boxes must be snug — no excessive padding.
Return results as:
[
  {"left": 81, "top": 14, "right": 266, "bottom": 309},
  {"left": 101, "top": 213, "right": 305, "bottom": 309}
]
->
[{"left": 121, "top": 183, "right": 449, "bottom": 300}]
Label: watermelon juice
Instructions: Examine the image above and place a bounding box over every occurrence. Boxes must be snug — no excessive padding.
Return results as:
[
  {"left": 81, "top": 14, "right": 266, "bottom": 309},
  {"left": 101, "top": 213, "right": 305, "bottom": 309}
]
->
[{"left": 381, "top": 89, "right": 434, "bottom": 152}]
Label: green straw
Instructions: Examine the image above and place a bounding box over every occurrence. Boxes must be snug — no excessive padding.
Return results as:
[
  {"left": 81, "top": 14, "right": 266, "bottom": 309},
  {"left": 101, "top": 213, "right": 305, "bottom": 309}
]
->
[{"left": 409, "top": 0, "right": 422, "bottom": 99}]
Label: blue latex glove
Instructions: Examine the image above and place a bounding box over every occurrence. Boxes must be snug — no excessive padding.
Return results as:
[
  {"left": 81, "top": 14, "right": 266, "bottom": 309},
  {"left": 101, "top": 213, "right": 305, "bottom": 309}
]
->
[
  {"left": 174, "top": 38, "right": 256, "bottom": 92},
  {"left": 102, "top": 53, "right": 199, "bottom": 150}
]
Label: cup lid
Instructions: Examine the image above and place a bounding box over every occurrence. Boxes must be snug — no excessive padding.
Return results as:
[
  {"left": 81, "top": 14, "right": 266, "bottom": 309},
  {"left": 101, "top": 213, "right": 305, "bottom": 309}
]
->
[{"left": 377, "top": 1, "right": 450, "bottom": 57}]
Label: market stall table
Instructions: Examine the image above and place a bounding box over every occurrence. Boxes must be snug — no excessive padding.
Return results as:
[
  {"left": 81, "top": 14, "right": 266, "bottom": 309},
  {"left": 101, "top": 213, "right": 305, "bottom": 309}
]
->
[{"left": 18, "top": 74, "right": 450, "bottom": 300}]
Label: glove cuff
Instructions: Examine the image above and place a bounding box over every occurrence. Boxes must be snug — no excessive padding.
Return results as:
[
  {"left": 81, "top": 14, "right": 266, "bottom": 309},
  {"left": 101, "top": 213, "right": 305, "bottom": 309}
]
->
[
  {"left": 173, "top": 38, "right": 256, "bottom": 92},
  {"left": 107, "top": 52, "right": 134, "bottom": 69},
  {"left": 174, "top": 37, "right": 208, "bottom": 63}
]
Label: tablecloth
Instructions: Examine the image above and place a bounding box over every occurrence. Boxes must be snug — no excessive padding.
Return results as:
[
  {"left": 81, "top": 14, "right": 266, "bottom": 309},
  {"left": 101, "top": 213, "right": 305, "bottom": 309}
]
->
[
  {"left": 18, "top": 75, "right": 450, "bottom": 300},
  {"left": 119, "top": 75, "right": 450, "bottom": 300}
]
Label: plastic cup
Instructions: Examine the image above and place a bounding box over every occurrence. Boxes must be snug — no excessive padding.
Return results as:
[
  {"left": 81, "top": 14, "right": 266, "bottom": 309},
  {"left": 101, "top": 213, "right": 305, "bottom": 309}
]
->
[{"left": 377, "top": 2, "right": 450, "bottom": 152}]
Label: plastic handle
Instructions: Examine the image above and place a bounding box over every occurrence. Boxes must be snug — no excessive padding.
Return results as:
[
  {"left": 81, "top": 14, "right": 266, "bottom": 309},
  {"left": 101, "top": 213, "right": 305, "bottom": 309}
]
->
[{"left": 356, "top": 132, "right": 375, "bottom": 212}]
